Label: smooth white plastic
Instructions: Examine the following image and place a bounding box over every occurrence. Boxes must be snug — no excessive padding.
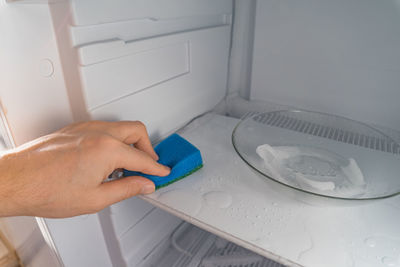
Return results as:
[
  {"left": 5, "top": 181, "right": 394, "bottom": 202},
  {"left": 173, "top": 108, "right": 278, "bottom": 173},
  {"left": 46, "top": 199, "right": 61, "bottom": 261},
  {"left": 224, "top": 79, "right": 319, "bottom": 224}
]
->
[
  {"left": 69, "top": 0, "right": 232, "bottom": 26},
  {"left": 0, "top": 1, "right": 74, "bottom": 145},
  {"left": 250, "top": 0, "right": 400, "bottom": 131},
  {"left": 70, "top": 14, "right": 231, "bottom": 47}
]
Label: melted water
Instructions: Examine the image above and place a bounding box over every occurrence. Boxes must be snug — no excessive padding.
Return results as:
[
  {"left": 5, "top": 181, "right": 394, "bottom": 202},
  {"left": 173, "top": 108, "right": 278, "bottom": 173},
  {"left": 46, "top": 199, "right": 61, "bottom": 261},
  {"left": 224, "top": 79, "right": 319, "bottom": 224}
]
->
[
  {"left": 360, "top": 236, "right": 400, "bottom": 267},
  {"left": 256, "top": 144, "right": 366, "bottom": 197},
  {"left": 364, "top": 237, "right": 377, "bottom": 248},
  {"left": 382, "top": 256, "right": 399, "bottom": 267},
  {"left": 157, "top": 189, "right": 202, "bottom": 215},
  {"left": 202, "top": 191, "right": 233, "bottom": 209}
]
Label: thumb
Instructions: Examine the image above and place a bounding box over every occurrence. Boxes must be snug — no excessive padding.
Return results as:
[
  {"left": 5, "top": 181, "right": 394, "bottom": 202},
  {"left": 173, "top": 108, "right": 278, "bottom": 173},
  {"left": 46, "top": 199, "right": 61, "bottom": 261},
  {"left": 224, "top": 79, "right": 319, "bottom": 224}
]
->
[{"left": 97, "top": 176, "right": 155, "bottom": 206}]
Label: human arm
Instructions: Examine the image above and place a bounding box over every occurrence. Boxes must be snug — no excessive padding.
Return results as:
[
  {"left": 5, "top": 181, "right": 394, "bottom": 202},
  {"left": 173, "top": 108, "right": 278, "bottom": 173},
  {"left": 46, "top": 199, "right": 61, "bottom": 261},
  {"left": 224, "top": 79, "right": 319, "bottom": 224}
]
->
[{"left": 0, "top": 121, "right": 170, "bottom": 218}]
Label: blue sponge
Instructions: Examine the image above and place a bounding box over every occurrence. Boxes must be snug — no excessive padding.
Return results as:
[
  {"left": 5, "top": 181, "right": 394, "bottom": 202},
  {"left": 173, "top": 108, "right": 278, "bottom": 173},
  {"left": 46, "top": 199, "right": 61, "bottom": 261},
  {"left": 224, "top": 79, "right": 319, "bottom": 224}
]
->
[{"left": 123, "top": 134, "right": 203, "bottom": 189}]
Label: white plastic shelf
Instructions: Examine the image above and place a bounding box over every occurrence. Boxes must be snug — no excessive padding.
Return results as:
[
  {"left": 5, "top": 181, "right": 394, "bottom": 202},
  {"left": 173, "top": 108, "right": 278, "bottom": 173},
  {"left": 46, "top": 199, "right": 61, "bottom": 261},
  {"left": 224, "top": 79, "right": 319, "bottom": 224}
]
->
[{"left": 142, "top": 113, "right": 400, "bottom": 267}]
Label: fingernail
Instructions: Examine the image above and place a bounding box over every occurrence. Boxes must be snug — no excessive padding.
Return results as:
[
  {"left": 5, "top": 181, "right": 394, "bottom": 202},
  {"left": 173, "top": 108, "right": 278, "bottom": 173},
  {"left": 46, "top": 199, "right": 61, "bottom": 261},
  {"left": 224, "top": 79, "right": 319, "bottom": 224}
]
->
[
  {"left": 163, "top": 165, "right": 171, "bottom": 174},
  {"left": 158, "top": 163, "right": 170, "bottom": 171},
  {"left": 141, "top": 183, "right": 155, "bottom": 195}
]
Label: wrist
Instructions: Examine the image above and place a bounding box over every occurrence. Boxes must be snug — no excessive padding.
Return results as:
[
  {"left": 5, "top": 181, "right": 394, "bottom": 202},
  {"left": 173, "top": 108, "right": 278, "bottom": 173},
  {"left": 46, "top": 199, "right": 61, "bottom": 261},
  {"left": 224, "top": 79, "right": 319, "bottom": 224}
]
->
[{"left": 0, "top": 151, "right": 22, "bottom": 217}]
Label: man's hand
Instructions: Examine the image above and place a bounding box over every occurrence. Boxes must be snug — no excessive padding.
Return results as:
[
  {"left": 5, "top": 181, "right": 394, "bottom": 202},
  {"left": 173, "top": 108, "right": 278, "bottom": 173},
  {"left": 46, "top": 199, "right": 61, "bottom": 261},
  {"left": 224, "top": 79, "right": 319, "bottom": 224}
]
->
[{"left": 0, "top": 121, "right": 170, "bottom": 218}]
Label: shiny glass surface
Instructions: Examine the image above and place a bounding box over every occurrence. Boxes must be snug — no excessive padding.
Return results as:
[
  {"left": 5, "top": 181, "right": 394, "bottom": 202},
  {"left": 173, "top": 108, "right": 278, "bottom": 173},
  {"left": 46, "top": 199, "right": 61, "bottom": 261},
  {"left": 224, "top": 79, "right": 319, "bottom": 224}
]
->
[{"left": 232, "top": 110, "right": 400, "bottom": 200}]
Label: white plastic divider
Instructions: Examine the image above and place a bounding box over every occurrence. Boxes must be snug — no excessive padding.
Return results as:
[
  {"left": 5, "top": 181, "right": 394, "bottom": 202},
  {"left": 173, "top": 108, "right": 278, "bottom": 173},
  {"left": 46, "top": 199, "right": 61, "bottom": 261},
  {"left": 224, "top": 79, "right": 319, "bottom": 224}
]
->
[
  {"left": 69, "top": 0, "right": 232, "bottom": 26},
  {"left": 70, "top": 14, "right": 231, "bottom": 47}
]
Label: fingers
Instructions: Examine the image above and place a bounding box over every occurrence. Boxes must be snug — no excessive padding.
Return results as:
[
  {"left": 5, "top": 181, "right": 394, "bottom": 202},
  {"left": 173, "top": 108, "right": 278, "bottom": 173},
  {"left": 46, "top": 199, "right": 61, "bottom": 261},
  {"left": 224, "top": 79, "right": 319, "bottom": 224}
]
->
[
  {"left": 111, "top": 121, "right": 159, "bottom": 160},
  {"left": 113, "top": 144, "right": 170, "bottom": 176},
  {"left": 95, "top": 176, "right": 155, "bottom": 208},
  {"left": 82, "top": 121, "right": 159, "bottom": 161}
]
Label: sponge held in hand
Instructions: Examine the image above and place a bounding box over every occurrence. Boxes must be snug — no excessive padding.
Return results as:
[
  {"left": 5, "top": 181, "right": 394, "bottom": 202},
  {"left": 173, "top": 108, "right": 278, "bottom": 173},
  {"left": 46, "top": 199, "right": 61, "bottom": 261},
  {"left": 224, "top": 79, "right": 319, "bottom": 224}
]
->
[{"left": 123, "top": 134, "right": 203, "bottom": 189}]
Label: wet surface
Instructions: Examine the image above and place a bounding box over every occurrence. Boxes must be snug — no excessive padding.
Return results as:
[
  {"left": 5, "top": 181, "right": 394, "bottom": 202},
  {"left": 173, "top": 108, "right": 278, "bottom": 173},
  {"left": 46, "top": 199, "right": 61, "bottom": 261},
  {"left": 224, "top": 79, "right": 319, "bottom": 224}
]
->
[{"left": 143, "top": 114, "right": 400, "bottom": 267}]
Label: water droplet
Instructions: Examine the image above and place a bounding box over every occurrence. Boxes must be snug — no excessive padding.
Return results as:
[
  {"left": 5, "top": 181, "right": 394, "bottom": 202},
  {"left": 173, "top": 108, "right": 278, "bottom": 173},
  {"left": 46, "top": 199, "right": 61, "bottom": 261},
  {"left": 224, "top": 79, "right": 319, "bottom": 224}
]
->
[
  {"left": 364, "top": 237, "right": 377, "bottom": 248},
  {"left": 272, "top": 202, "right": 278, "bottom": 206},
  {"left": 203, "top": 191, "right": 232, "bottom": 209},
  {"left": 382, "top": 256, "right": 398, "bottom": 266}
]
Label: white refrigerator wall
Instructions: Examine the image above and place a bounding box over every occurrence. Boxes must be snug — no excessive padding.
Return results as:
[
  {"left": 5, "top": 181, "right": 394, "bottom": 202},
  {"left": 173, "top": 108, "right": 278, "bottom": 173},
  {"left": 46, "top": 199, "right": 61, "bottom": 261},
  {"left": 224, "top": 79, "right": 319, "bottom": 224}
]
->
[
  {"left": 250, "top": 0, "right": 400, "bottom": 132},
  {"left": 0, "top": 0, "right": 74, "bottom": 146}
]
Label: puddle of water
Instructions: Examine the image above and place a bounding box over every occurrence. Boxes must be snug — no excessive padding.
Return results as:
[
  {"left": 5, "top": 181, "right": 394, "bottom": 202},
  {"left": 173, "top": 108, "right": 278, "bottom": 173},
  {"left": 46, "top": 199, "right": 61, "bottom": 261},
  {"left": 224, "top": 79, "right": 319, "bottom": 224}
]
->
[
  {"left": 157, "top": 189, "right": 202, "bottom": 215},
  {"left": 256, "top": 144, "right": 366, "bottom": 198},
  {"left": 203, "top": 191, "right": 233, "bottom": 209}
]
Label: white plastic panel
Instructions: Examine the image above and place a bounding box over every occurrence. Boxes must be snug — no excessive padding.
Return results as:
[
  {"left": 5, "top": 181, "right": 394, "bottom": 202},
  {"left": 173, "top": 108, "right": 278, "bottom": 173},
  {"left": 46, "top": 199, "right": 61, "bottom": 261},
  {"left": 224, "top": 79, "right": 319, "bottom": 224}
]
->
[
  {"left": 45, "top": 215, "right": 113, "bottom": 267},
  {"left": 98, "top": 203, "right": 182, "bottom": 267},
  {"left": 109, "top": 198, "right": 154, "bottom": 239},
  {"left": 86, "top": 26, "right": 231, "bottom": 141},
  {"left": 5, "top": 0, "right": 60, "bottom": 3},
  {"left": 0, "top": 1, "right": 73, "bottom": 145},
  {"left": 141, "top": 113, "right": 400, "bottom": 267},
  {"left": 227, "top": 0, "right": 256, "bottom": 98},
  {"left": 70, "top": 14, "right": 230, "bottom": 47},
  {"left": 119, "top": 208, "right": 181, "bottom": 266},
  {"left": 250, "top": 0, "right": 400, "bottom": 131},
  {"left": 80, "top": 41, "right": 190, "bottom": 110},
  {"left": 69, "top": 0, "right": 232, "bottom": 26}
]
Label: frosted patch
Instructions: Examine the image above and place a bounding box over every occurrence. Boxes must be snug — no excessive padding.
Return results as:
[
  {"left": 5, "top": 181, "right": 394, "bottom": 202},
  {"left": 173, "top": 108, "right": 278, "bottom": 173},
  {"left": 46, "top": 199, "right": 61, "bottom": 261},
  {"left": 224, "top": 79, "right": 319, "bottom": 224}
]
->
[{"left": 256, "top": 144, "right": 366, "bottom": 198}]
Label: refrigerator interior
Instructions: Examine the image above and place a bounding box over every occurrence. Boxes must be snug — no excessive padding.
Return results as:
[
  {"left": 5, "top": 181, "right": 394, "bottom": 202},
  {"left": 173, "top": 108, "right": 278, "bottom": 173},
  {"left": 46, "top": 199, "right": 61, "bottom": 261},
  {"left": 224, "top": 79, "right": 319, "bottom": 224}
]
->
[{"left": 1, "top": 0, "right": 400, "bottom": 267}]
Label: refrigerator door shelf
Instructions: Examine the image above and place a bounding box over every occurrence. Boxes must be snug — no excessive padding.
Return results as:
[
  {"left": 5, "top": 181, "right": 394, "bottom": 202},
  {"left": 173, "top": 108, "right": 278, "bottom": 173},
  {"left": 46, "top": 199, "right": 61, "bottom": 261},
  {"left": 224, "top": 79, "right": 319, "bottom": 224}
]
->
[{"left": 140, "top": 113, "right": 400, "bottom": 267}]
